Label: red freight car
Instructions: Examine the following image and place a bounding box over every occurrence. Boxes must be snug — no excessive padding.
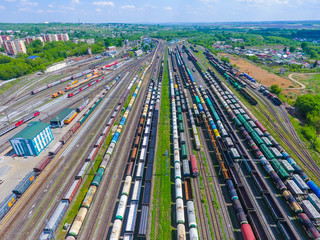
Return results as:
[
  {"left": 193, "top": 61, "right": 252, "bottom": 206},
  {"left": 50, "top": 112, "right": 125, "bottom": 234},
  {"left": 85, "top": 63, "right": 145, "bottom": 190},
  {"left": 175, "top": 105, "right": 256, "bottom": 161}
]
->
[
  {"left": 241, "top": 223, "right": 255, "bottom": 240},
  {"left": 63, "top": 179, "right": 82, "bottom": 203},
  {"left": 33, "top": 155, "right": 51, "bottom": 173},
  {"left": 190, "top": 154, "right": 199, "bottom": 177}
]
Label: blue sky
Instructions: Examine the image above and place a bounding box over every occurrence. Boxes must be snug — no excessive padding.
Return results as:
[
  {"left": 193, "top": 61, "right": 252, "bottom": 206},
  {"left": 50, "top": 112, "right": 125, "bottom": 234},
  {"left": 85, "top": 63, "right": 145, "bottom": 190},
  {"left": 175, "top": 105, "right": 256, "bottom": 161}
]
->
[{"left": 0, "top": 0, "right": 320, "bottom": 23}]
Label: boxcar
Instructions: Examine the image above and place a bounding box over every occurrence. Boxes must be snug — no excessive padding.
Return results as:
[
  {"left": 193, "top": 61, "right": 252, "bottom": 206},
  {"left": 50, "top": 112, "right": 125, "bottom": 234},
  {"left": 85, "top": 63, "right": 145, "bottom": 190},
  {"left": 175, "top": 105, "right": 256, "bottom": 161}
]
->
[{"left": 190, "top": 155, "right": 199, "bottom": 177}]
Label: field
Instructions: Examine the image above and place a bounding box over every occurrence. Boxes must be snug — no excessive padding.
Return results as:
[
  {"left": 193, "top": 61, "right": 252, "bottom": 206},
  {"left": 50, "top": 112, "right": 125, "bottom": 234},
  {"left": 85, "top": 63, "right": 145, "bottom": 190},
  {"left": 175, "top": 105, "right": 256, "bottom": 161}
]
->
[
  {"left": 218, "top": 53, "right": 297, "bottom": 88},
  {"left": 290, "top": 73, "right": 320, "bottom": 93}
]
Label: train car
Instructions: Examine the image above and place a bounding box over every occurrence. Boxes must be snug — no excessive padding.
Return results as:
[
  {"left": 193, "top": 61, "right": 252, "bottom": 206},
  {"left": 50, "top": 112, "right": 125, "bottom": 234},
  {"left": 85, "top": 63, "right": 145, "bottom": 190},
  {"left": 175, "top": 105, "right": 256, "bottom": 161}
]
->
[
  {"left": 63, "top": 179, "right": 82, "bottom": 203},
  {"left": 33, "top": 156, "right": 51, "bottom": 173},
  {"left": 182, "top": 160, "right": 190, "bottom": 178},
  {"left": 44, "top": 200, "right": 69, "bottom": 234},
  {"left": 175, "top": 178, "right": 183, "bottom": 199},
  {"left": 176, "top": 198, "right": 185, "bottom": 224},
  {"left": 0, "top": 193, "right": 17, "bottom": 220},
  {"left": 68, "top": 207, "right": 88, "bottom": 236},
  {"left": 241, "top": 223, "right": 255, "bottom": 240},
  {"left": 52, "top": 91, "right": 63, "bottom": 98},
  {"left": 82, "top": 185, "right": 97, "bottom": 208},
  {"left": 110, "top": 219, "right": 122, "bottom": 240},
  {"left": 115, "top": 195, "right": 128, "bottom": 220},
  {"left": 186, "top": 201, "right": 197, "bottom": 228},
  {"left": 49, "top": 142, "right": 63, "bottom": 156},
  {"left": 12, "top": 171, "right": 36, "bottom": 195},
  {"left": 176, "top": 224, "right": 186, "bottom": 240},
  {"left": 189, "top": 228, "right": 199, "bottom": 240},
  {"left": 190, "top": 154, "right": 199, "bottom": 177}
]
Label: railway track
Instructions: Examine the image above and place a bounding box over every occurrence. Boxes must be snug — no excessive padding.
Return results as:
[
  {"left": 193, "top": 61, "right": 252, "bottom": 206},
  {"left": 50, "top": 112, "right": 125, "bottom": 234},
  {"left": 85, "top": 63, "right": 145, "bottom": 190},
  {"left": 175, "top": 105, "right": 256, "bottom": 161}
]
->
[
  {"left": 248, "top": 89, "right": 320, "bottom": 180},
  {"left": 171, "top": 52, "right": 226, "bottom": 239},
  {"left": 206, "top": 56, "right": 320, "bottom": 182},
  {"left": 182, "top": 110, "right": 211, "bottom": 239},
  {"left": 0, "top": 55, "right": 152, "bottom": 239},
  {"left": 78, "top": 42, "right": 163, "bottom": 240}
]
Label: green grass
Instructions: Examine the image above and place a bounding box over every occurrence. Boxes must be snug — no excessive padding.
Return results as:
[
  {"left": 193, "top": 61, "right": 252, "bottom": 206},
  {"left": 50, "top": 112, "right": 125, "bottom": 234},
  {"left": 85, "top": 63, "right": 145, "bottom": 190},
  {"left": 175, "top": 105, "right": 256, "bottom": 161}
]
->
[
  {"left": 150, "top": 48, "right": 173, "bottom": 240},
  {"left": 0, "top": 78, "right": 21, "bottom": 95},
  {"left": 298, "top": 73, "right": 320, "bottom": 93}
]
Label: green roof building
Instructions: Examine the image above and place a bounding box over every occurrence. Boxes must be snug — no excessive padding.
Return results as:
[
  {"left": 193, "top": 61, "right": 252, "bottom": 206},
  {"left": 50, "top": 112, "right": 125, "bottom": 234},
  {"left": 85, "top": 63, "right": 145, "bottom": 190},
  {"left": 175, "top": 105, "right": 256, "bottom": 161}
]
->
[
  {"left": 10, "top": 121, "right": 54, "bottom": 156},
  {"left": 50, "top": 108, "right": 75, "bottom": 128}
]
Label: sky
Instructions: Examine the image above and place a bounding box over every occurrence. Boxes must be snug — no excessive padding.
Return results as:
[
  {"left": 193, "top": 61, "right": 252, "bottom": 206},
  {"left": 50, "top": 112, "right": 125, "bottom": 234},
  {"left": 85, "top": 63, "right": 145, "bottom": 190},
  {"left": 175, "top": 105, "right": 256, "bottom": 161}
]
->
[{"left": 0, "top": 0, "right": 320, "bottom": 23}]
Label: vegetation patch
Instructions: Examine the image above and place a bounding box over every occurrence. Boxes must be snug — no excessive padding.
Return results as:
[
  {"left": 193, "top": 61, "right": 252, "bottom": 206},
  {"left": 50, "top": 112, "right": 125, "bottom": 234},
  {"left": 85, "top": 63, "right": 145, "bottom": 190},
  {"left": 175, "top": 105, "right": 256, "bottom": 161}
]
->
[{"left": 151, "top": 48, "right": 173, "bottom": 239}]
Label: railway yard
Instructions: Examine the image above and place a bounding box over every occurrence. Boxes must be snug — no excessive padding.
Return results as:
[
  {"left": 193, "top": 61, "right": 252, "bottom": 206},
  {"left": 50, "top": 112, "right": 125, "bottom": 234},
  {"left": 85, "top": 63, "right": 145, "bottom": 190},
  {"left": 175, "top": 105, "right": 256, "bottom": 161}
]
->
[{"left": 1, "top": 39, "right": 320, "bottom": 240}]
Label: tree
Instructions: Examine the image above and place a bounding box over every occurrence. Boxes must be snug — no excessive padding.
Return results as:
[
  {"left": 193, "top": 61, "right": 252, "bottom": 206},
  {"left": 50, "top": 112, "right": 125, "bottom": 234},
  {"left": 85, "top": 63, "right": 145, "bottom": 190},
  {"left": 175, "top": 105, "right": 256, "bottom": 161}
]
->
[
  {"left": 289, "top": 46, "right": 296, "bottom": 53},
  {"left": 240, "top": 46, "right": 245, "bottom": 50},
  {"left": 301, "top": 42, "right": 308, "bottom": 50},
  {"left": 104, "top": 38, "right": 111, "bottom": 48},
  {"left": 221, "top": 56, "right": 230, "bottom": 63},
  {"left": 310, "top": 50, "right": 319, "bottom": 59},
  {"left": 270, "top": 84, "right": 282, "bottom": 95},
  {"left": 283, "top": 47, "right": 287, "bottom": 52},
  {"left": 128, "top": 51, "right": 135, "bottom": 58},
  {"left": 313, "top": 60, "right": 318, "bottom": 68},
  {"left": 115, "top": 39, "right": 123, "bottom": 47}
]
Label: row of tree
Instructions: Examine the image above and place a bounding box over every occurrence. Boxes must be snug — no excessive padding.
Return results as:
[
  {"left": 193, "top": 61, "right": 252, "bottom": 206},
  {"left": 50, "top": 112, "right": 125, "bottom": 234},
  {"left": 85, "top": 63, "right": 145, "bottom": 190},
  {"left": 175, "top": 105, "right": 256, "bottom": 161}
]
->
[
  {"left": 295, "top": 94, "right": 320, "bottom": 149},
  {"left": 0, "top": 39, "right": 110, "bottom": 80}
]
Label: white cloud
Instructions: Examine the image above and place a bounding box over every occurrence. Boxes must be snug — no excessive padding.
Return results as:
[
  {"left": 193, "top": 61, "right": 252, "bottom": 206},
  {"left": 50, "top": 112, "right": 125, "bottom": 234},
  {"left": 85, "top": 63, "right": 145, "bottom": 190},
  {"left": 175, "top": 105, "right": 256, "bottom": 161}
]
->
[
  {"left": 236, "top": 0, "right": 289, "bottom": 4},
  {"left": 48, "top": 4, "right": 54, "bottom": 8},
  {"left": 71, "top": 0, "right": 80, "bottom": 4},
  {"left": 199, "top": 0, "right": 217, "bottom": 3},
  {"left": 121, "top": 5, "right": 135, "bottom": 9},
  {"left": 96, "top": 8, "right": 102, "bottom": 12},
  {"left": 37, "top": 9, "right": 43, "bottom": 13},
  {"left": 0, "top": 5, "right": 6, "bottom": 9},
  {"left": 92, "top": 1, "right": 115, "bottom": 7},
  {"left": 164, "top": 6, "right": 173, "bottom": 10},
  {"left": 4, "top": 0, "right": 16, "bottom": 2},
  {"left": 20, "top": 0, "right": 38, "bottom": 6}
]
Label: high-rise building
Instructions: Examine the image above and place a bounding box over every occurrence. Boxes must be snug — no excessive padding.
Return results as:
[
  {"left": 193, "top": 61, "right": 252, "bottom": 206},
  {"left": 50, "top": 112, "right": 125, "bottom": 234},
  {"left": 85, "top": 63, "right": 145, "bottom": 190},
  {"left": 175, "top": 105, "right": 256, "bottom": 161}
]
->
[
  {"left": 0, "top": 35, "right": 10, "bottom": 47},
  {"left": 4, "top": 40, "right": 27, "bottom": 55}
]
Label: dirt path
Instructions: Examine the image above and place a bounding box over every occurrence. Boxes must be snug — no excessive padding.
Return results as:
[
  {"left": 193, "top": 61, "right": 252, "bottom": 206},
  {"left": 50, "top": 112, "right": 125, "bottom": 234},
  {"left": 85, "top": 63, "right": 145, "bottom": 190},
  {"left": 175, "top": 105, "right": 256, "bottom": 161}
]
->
[{"left": 287, "top": 73, "right": 306, "bottom": 90}]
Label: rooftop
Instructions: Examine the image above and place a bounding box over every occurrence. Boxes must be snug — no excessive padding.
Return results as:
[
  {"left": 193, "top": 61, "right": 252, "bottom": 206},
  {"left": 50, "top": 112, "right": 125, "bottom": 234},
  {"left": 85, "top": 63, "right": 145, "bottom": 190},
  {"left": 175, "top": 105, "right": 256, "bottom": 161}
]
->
[
  {"left": 50, "top": 108, "right": 74, "bottom": 122},
  {"left": 10, "top": 121, "right": 49, "bottom": 140}
]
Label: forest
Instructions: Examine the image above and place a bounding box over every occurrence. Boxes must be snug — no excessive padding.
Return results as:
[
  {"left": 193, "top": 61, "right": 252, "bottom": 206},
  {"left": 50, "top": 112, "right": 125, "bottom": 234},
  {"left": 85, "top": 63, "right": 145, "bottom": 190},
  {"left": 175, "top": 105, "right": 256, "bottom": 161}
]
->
[{"left": 295, "top": 94, "right": 320, "bottom": 150}]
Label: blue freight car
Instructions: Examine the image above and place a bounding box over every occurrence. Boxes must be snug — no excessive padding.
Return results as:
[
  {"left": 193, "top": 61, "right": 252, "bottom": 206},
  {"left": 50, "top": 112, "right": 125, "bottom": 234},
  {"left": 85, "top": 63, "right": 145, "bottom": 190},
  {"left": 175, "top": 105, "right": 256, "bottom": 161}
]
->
[{"left": 12, "top": 171, "right": 36, "bottom": 195}]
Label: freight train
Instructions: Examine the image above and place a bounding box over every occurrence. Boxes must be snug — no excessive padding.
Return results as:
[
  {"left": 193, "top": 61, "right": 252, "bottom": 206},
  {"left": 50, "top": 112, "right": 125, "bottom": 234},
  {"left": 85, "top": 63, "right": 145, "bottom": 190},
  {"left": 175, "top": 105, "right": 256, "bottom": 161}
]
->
[
  {"left": 31, "top": 69, "right": 91, "bottom": 95},
  {"left": 0, "top": 111, "right": 40, "bottom": 137},
  {"left": 199, "top": 56, "right": 320, "bottom": 239}
]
